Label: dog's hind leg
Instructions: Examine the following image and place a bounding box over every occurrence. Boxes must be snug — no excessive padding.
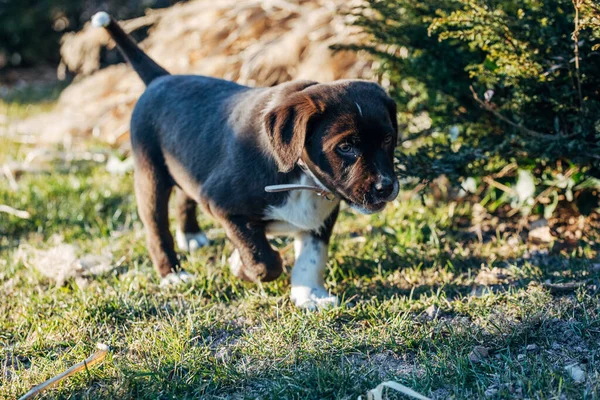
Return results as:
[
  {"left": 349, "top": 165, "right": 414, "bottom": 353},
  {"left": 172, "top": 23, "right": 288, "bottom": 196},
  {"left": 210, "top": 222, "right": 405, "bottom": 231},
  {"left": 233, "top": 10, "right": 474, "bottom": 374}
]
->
[
  {"left": 218, "top": 216, "right": 283, "bottom": 282},
  {"left": 134, "top": 159, "right": 190, "bottom": 285},
  {"left": 174, "top": 188, "right": 209, "bottom": 252}
]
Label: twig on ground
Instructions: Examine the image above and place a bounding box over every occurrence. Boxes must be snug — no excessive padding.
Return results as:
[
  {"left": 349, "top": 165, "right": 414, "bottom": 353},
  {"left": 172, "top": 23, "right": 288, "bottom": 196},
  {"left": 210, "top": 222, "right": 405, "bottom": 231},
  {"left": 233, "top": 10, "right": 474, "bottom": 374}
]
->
[
  {"left": 493, "top": 163, "right": 517, "bottom": 179},
  {"left": 18, "top": 343, "right": 109, "bottom": 400},
  {"left": 280, "top": 241, "right": 295, "bottom": 255},
  {"left": 543, "top": 281, "right": 586, "bottom": 294},
  {"left": 359, "top": 381, "right": 431, "bottom": 400},
  {"left": 401, "top": 182, "right": 426, "bottom": 201},
  {"left": 2, "top": 164, "right": 19, "bottom": 190},
  {"left": 482, "top": 176, "right": 516, "bottom": 195},
  {"left": 0, "top": 205, "right": 30, "bottom": 219},
  {"left": 572, "top": 0, "right": 584, "bottom": 109}
]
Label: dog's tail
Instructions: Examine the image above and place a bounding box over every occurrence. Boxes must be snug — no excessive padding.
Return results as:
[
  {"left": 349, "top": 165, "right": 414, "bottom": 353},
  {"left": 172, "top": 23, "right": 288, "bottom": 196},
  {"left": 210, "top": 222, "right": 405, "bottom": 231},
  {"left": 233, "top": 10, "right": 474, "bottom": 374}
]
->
[{"left": 91, "top": 11, "right": 169, "bottom": 86}]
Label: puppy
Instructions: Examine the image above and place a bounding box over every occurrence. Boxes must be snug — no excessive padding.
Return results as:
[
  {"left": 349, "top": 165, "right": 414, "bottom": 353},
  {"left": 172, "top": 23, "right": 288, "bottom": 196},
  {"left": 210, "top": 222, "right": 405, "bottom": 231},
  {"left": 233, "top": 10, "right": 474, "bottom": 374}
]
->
[{"left": 92, "top": 12, "right": 399, "bottom": 309}]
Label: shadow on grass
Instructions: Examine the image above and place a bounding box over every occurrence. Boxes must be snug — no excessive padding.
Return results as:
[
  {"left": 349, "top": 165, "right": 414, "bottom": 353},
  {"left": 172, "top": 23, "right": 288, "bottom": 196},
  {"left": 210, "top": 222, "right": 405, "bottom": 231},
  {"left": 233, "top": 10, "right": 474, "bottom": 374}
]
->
[
  {"left": 46, "top": 292, "right": 599, "bottom": 400},
  {"left": 331, "top": 229, "right": 598, "bottom": 306}
]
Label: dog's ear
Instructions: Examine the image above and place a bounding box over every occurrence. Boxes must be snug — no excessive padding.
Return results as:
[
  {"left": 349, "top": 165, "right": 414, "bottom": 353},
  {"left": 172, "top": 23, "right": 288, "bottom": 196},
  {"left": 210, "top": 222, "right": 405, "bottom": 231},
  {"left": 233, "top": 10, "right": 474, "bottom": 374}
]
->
[{"left": 264, "top": 93, "right": 321, "bottom": 173}]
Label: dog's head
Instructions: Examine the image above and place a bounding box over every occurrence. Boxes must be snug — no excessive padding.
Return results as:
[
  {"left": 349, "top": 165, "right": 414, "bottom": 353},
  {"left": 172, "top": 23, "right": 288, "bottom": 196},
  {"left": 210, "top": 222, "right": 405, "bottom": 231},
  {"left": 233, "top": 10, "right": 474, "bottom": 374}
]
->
[{"left": 264, "top": 80, "right": 399, "bottom": 214}]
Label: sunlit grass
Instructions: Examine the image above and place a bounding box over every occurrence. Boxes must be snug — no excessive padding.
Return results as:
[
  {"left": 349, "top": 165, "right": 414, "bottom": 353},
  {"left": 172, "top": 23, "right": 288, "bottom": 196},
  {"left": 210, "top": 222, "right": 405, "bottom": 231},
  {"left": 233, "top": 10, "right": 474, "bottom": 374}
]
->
[{"left": 1, "top": 142, "right": 599, "bottom": 399}]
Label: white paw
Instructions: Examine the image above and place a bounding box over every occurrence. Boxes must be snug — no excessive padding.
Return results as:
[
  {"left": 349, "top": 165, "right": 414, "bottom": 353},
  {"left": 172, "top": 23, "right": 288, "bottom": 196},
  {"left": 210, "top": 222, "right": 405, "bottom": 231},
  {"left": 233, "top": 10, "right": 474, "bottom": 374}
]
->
[
  {"left": 228, "top": 249, "right": 243, "bottom": 276},
  {"left": 290, "top": 286, "right": 339, "bottom": 311},
  {"left": 176, "top": 230, "right": 209, "bottom": 252},
  {"left": 160, "top": 270, "right": 194, "bottom": 287}
]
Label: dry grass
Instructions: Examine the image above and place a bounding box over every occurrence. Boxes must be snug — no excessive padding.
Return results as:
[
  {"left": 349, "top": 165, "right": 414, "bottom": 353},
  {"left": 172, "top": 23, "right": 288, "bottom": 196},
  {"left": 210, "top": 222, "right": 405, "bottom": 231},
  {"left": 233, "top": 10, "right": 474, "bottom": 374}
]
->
[{"left": 15, "top": 0, "right": 376, "bottom": 145}]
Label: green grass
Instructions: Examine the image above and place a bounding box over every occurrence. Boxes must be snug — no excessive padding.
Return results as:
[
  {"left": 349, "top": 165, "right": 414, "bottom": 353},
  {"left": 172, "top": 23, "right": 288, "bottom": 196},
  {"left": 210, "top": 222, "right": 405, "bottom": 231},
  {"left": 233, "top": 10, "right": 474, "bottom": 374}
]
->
[{"left": 1, "top": 136, "right": 599, "bottom": 399}]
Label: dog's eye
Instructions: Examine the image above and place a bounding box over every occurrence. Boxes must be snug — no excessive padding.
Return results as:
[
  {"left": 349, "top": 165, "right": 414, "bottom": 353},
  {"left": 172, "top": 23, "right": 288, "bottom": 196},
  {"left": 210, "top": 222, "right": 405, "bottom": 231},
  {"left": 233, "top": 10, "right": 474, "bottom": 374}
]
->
[
  {"left": 383, "top": 135, "right": 394, "bottom": 145},
  {"left": 337, "top": 143, "right": 353, "bottom": 153}
]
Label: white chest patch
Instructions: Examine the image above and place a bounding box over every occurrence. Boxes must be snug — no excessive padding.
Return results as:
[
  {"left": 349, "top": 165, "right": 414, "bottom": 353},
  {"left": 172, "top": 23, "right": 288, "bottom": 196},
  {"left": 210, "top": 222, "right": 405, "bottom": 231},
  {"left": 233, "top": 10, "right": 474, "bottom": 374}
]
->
[{"left": 265, "top": 174, "right": 340, "bottom": 234}]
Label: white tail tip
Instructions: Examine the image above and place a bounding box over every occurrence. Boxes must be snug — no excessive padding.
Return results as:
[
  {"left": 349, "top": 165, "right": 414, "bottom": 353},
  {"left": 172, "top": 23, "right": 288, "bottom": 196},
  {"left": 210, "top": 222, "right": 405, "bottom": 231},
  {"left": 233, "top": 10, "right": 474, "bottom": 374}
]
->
[{"left": 91, "top": 11, "right": 111, "bottom": 28}]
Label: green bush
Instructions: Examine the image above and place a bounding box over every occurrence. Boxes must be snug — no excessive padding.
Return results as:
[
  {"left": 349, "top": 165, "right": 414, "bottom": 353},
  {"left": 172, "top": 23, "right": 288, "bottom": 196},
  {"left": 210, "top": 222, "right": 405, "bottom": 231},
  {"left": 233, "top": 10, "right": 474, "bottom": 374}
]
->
[{"left": 348, "top": 0, "right": 600, "bottom": 216}]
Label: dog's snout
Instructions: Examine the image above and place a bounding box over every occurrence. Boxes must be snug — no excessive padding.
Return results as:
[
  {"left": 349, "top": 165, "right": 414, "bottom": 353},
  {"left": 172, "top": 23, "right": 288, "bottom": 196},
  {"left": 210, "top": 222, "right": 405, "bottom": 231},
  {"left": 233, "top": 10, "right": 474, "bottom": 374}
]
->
[{"left": 373, "top": 176, "right": 395, "bottom": 199}]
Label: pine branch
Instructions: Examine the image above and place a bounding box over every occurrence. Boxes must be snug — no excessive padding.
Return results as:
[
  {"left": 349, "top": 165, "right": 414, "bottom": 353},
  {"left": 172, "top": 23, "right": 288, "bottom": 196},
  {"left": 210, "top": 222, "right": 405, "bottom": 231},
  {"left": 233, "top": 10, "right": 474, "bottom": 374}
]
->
[{"left": 469, "top": 86, "right": 573, "bottom": 141}]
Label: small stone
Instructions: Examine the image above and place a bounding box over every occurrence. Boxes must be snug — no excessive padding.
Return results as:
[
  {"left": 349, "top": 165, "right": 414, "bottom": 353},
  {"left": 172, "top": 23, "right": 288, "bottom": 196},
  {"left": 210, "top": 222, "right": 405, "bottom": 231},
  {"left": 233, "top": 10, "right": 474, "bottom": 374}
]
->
[
  {"left": 475, "top": 267, "right": 508, "bottom": 285},
  {"left": 484, "top": 387, "right": 499, "bottom": 398},
  {"left": 517, "top": 354, "right": 526, "bottom": 361},
  {"left": 507, "top": 235, "right": 520, "bottom": 247},
  {"left": 514, "top": 386, "right": 523, "bottom": 396},
  {"left": 469, "top": 345, "right": 490, "bottom": 363},
  {"left": 526, "top": 344, "right": 538, "bottom": 352},
  {"left": 565, "top": 364, "right": 586, "bottom": 383},
  {"left": 529, "top": 218, "right": 549, "bottom": 230},
  {"left": 425, "top": 304, "right": 439, "bottom": 319},
  {"left": 552, "top": 342, "right": 562, "bottom": 350},
  {"left": 528, "top": 221, "right": 555, "bottom": 244}
]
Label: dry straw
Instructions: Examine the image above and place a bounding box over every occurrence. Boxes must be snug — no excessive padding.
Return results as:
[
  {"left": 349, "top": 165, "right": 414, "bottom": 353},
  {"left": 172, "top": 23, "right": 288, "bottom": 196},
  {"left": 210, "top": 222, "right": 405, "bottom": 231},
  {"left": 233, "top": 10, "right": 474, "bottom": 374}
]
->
[
  {"left": 16, "top": 0, "right": 375, "bottom": 146},
  {"left": 18, "top": 343, "right": 109, "bottom": 400},
  {"left": 359, "top": 381, "right": 431, "bottom": 400}
]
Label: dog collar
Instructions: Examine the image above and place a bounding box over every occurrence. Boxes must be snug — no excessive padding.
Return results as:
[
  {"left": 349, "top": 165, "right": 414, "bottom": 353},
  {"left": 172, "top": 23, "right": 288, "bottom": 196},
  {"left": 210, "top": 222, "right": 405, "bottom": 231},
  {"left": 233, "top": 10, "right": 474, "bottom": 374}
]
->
[
  {"left": 264, "top": 160, "right": 336, "bottom": 201},
  {"left": 264, "top": 183, "right": 335, "bottom": 200}
]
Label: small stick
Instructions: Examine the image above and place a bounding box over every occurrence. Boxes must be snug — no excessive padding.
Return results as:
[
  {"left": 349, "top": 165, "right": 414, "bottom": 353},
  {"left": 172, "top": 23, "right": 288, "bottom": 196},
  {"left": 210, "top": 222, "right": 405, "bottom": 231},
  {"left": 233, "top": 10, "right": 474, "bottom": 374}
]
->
[
  {"left": 482, "top": 176, "right": 516, "bottom": 195},
  {"left": 3, "top": 164, "right": 19, "bottom": 191},
  {"left": 359, "top": 380, "right": 431, "bottom": 400},
  {"left": 543, "top": 281, "right": 585, "bottom": 294},
  {"left": 18, "top": 343, "right": 109, "bottom": 400},
  {"left": 279, "top": 241, "right": 295, "bottom": 255},
  {"left": 469, "top": 86, "right": 573, "bottom": 140},
  {"left": 0, "top": 205, "right": 30, "bottom": 219}
]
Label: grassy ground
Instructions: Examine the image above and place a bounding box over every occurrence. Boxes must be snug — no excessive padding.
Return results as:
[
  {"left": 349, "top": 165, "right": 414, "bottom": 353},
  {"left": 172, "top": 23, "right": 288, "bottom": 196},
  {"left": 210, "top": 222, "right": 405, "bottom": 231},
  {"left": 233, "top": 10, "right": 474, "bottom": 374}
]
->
[{"left": 1, "top": 98, "right": 599, "bottom": 399}]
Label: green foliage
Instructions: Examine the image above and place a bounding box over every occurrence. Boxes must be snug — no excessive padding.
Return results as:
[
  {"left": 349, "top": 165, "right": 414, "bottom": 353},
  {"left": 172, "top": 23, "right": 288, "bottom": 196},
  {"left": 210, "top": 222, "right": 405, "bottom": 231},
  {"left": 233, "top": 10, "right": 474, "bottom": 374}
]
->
[
  {"left": 349, "top": 0, "right": 600, "bottom": 215},
  {"left": 0, "top": 0, "right": 76, "bottom": 67}
]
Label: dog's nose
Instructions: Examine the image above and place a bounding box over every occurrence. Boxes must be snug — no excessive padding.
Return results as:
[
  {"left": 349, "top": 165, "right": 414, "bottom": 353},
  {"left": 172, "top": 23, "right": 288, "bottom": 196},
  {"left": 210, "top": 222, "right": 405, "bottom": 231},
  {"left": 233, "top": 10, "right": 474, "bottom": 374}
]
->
[{"left": 373, "top": 177, "right": 395, "bottom": 199}]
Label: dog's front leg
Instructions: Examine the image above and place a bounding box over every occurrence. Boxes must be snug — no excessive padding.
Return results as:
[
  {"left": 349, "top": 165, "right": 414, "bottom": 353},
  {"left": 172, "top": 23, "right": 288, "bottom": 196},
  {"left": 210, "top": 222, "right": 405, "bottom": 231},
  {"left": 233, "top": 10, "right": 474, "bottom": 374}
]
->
[
  {"left": 290, "top": 207, "right": 339, "bottom": 310},
  {"left": 290, "top": 232, "right": 339, "bottom": 310},
  {"left": 219, "top": 216, "right": 283, "bottom": 282}
]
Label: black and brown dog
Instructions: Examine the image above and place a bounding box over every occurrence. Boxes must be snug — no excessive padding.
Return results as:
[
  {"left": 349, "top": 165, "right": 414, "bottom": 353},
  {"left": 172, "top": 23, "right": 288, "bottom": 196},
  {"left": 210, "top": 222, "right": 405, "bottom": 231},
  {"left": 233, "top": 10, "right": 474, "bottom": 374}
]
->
[{"left": 92, "top": 12, "right": 399, "bottom": 309}]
